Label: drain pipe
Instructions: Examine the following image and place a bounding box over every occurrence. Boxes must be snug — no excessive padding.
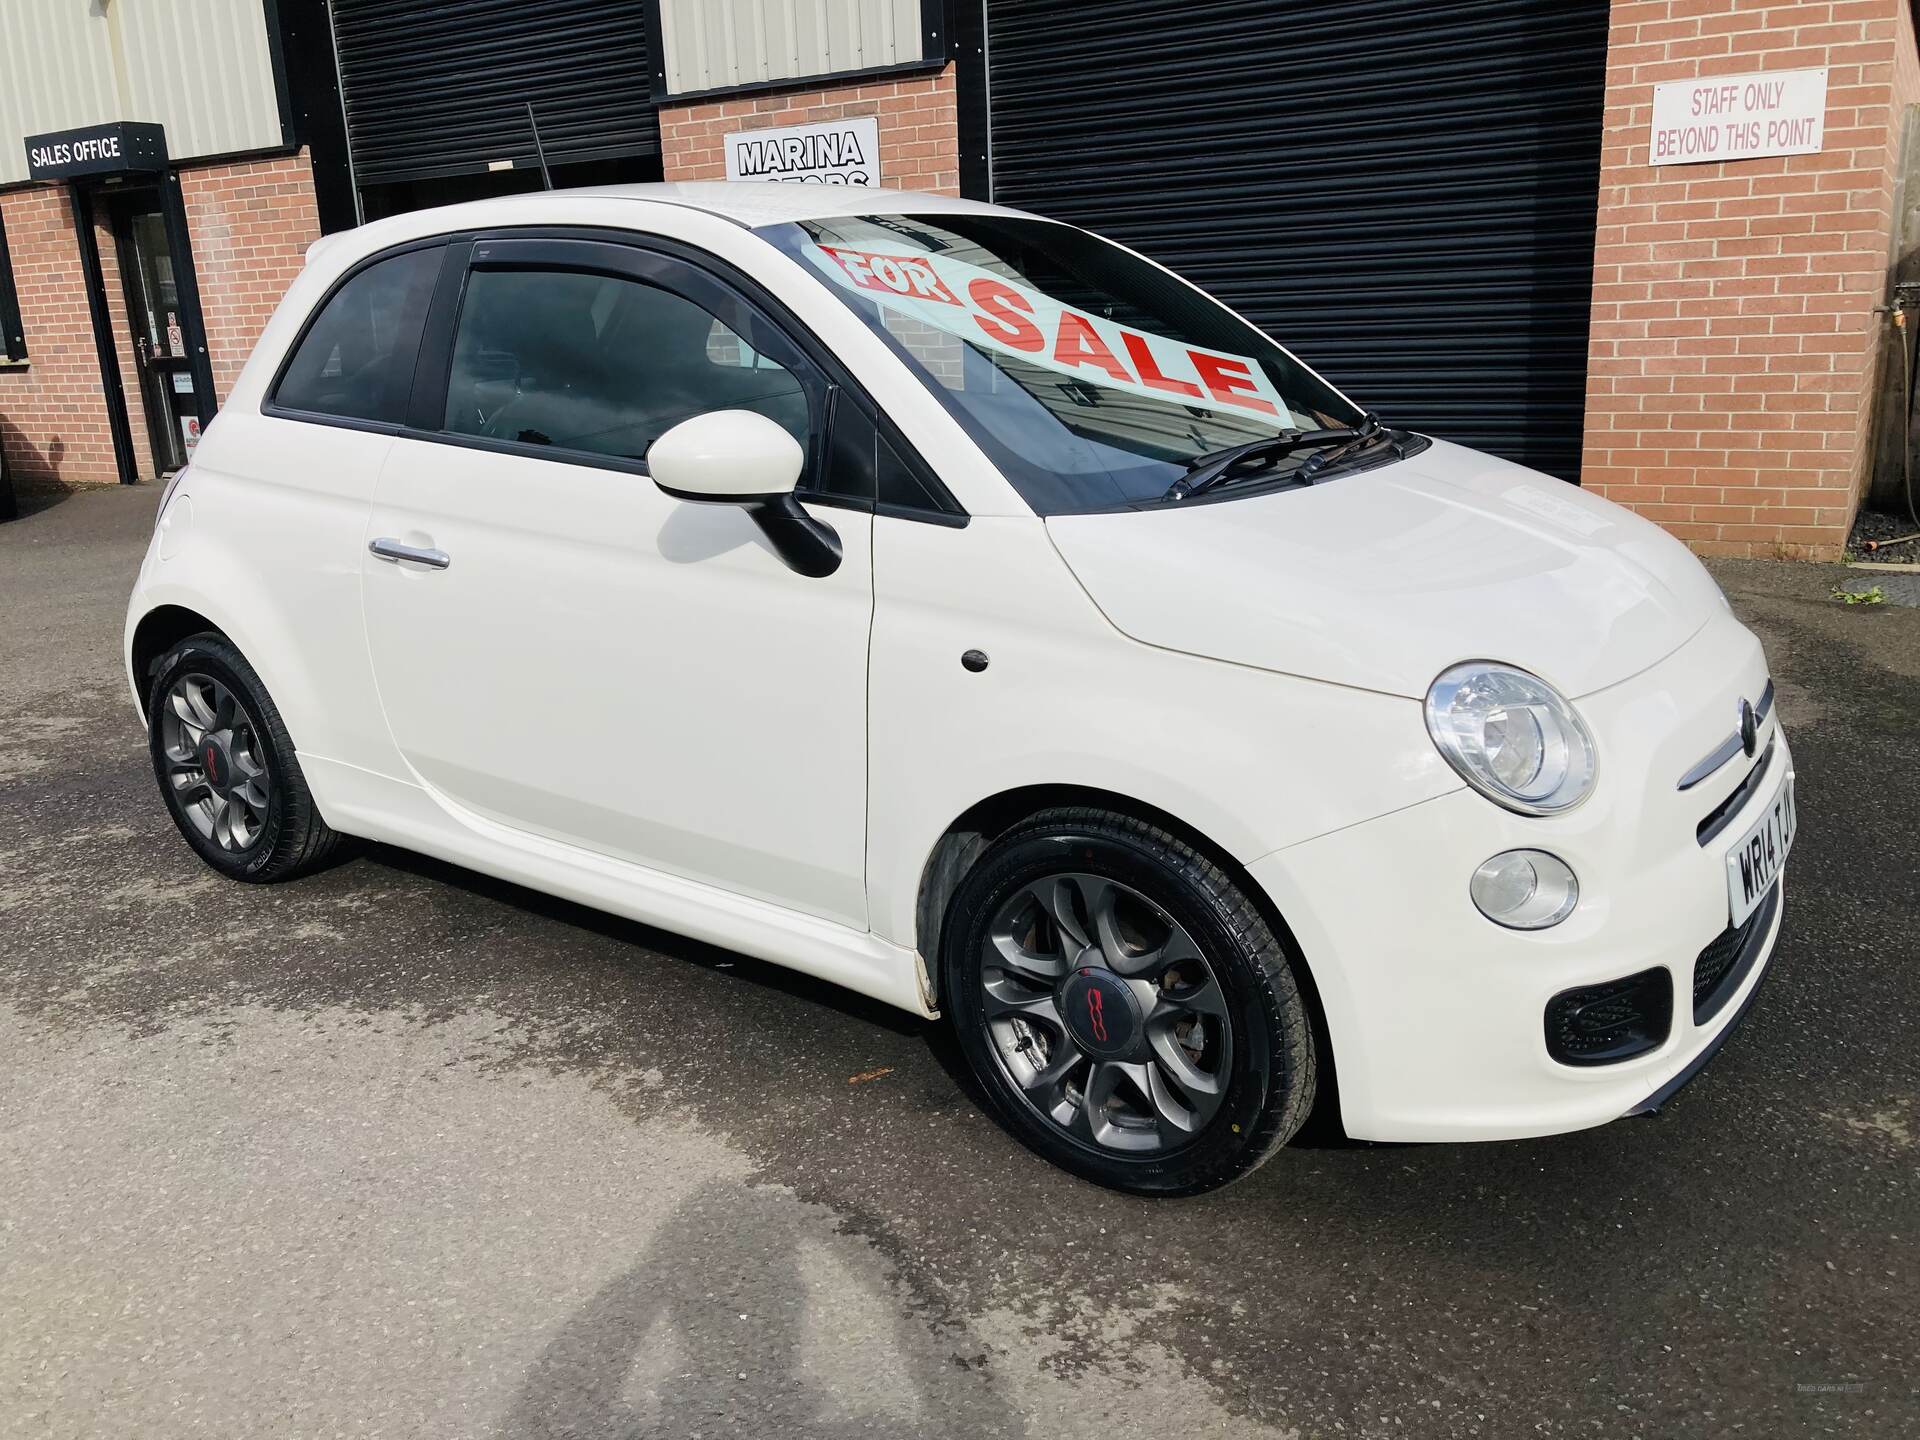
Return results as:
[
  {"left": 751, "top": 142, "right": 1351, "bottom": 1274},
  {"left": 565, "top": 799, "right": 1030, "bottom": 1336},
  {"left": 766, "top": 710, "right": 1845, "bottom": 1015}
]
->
[{"left": 1874, "top": 281, "right": 1920, "bottom": 535}]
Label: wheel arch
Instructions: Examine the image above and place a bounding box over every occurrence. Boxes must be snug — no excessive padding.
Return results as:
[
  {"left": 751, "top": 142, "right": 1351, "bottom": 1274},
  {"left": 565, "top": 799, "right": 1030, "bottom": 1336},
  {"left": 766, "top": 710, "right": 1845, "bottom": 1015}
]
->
[
  {"left": 130, "top": 604, "right": 229, "bottom": 712},
  {"left": 127, "top": 558, "right": 342, "bottom": 768},
  {"left": 915, "top": 782, "right": 1343, "bottom": 1134}
]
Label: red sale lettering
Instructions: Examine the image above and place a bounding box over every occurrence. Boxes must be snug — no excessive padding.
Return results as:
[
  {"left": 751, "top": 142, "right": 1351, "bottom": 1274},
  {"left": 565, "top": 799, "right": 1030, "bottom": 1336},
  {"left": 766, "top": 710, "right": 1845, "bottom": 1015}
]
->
[
  {"left": 869, "top": 256, "right": 911, "bottom": 292},
  {"left": 968, "top": 277, "right": 1045, "bottom": 352},
  {"left": 818, "top": 245, "right": 876, "bottom": 289},
  {"left": 819, "top": 246, "right": 960, "bottom": 305},
  {"left": 1122, "top": 332, "right": 1203, "bottom": 399},
  {"left": 904, "top": 259, "right": 959, "bottom": 303},
  {"left": 1054, "top": 311, "right": 1132, "bottom": 383},
  {"left": 1190, "top": 351, "right": 1279, "bottom": 415},
  {"left": 804, "top": 238, "right": 1294, "bottom": 426}
]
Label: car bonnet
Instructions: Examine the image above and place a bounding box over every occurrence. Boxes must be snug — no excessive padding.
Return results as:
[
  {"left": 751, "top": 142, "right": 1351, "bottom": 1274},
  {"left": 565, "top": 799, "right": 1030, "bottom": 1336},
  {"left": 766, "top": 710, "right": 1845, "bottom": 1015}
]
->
[{"left": 1042, "top": 438, "right": 1723, "bottom": 700}]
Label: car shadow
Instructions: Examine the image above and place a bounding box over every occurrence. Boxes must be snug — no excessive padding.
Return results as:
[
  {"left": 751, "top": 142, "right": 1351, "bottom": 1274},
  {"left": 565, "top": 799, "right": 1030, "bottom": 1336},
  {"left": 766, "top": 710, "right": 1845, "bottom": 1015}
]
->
[
  {"left": 362, "top": 842, "right": 929, "bottom": 1042},
  {"left": 361, "top": 840, "right": 1368, "bottom": 1167}
]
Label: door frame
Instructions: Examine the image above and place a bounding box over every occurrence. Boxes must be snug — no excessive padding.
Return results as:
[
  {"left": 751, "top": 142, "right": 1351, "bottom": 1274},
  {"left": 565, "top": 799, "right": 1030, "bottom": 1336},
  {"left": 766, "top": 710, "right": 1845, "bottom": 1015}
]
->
[
  {"left": 107, "top": 186, "right": 188, "bottom": 474},
  {"left": 71, "top": 171, "right": 217, "bottom": 483}
]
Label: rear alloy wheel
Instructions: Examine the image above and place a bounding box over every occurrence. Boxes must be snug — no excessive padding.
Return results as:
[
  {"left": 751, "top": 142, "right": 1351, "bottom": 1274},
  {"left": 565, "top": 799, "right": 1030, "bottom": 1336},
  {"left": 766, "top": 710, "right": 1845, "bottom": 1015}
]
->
[
  {"left": 159, "top": 671, "right": 272, "bottom": 853},
  {"left": 146, "top": 633, "right": 346, "bottom": 882},
  {"left": 944, "top": 808, "right": 1316, "bottom": 1195}
]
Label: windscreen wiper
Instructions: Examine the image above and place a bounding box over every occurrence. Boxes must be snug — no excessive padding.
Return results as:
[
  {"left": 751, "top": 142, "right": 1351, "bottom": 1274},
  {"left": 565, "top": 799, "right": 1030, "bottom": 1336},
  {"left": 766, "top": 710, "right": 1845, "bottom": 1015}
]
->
[
  {"left": 1161, "top": 412, "right": 1387, "bottom": 502},
  {"left": 1294, "top": 411, "right": 1388, "bottom": 484}
]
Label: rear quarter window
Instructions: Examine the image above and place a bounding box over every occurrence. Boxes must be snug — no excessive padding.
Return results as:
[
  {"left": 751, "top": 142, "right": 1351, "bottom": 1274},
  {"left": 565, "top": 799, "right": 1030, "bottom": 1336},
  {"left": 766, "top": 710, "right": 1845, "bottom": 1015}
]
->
[{"left": 271, "top": 246, "right": 442, "bottom": 425}]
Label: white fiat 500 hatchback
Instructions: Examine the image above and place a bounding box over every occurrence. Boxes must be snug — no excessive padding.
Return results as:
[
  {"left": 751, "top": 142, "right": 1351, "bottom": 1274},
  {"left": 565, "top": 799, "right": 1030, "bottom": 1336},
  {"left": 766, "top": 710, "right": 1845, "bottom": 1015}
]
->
[{"left": 127, "top": 184, "right": 1793, "bottom": 1194}]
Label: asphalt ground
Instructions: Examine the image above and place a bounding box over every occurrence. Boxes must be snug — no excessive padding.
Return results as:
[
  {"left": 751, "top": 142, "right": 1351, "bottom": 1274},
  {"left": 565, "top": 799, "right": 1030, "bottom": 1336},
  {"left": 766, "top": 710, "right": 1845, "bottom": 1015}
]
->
[{"left": 2, "top": 483, "right": 1916, "bottom": 1438}]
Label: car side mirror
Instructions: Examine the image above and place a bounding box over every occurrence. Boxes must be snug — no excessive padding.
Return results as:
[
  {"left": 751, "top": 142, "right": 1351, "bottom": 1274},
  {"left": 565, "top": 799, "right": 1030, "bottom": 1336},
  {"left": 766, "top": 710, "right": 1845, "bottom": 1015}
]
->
[{"left": 648, "top": 410, "right": 842, "bottom": 578}]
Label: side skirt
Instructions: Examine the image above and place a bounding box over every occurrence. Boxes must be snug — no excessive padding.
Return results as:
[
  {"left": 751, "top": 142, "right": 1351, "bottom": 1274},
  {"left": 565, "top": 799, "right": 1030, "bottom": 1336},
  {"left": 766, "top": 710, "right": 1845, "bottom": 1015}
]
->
[{"left": 300, "top": 753, "right": 935, "bottom": 1018}]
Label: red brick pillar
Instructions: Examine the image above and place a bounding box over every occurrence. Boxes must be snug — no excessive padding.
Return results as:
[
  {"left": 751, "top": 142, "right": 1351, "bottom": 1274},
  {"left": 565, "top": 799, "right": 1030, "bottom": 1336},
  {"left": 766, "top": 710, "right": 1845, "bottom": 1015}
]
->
[
  {"left": 1582, "top": 0, "right": 1920, "bottom": 559},
  {"left": 178, "top": 150, "right": 324, "bottom": 404}
]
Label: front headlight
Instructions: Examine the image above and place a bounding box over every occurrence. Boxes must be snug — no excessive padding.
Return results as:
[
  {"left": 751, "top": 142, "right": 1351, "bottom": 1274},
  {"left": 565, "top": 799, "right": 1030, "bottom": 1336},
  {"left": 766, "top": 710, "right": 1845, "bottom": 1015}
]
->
[{"left": 1424, "top": 662, "right": 1596, "bottom": 815}]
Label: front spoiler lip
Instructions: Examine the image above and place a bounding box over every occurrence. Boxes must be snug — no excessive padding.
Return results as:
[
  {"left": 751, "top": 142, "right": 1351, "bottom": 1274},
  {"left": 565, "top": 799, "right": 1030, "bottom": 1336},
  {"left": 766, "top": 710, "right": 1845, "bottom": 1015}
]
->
[{"left": 1622, "top": 883, "right": 1782, "bottom": 1117}]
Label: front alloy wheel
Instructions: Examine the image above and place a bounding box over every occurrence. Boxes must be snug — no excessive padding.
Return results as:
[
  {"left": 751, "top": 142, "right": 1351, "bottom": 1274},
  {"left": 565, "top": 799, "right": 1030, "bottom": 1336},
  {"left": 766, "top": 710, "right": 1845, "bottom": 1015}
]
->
[
  {"left": 984, "top": 873, "right": 1232, "bottom": 1153},
  {"left": 945, "top": 809, "right": 1316, "bottom": 1196}
]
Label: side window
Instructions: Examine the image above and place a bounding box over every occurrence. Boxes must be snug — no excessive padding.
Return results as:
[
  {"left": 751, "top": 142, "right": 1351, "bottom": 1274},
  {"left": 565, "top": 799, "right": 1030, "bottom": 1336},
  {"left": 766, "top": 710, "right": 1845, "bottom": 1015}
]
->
[
  {"left": 442, "top": 267, "right": 812, "bottom": 464},
  {"left": 273, "top": 246, "right": 441, "bottom": 423},
  {"left": 825, "top": 396, "right": 947, "bottom": 512}
]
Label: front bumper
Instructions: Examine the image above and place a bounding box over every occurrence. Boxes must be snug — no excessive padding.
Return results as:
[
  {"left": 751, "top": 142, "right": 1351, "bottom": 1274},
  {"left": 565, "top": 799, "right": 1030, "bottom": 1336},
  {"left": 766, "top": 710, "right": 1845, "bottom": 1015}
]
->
[
  {"left": 1248, "top": 714, "right": 1791, "bottom": 1146},
  {"left": 1621, "top": 880, "right": 1780, "bottom": 1117}
]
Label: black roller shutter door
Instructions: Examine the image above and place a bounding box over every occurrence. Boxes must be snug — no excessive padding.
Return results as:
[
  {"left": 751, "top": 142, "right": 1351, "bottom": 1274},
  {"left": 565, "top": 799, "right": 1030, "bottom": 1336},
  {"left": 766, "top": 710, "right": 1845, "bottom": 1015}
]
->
[
  {"left": 331, "top": 0, "right": 659, "bottom": 187},
  {"left": 982, "top": 0, "right": 1609, "bottom": 479}
]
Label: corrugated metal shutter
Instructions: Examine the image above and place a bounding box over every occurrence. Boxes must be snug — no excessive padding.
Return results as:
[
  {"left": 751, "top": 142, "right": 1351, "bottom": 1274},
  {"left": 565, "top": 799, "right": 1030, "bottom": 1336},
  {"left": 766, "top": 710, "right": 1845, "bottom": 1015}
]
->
[
  {"left": 983, "top": 0, "right": 1609, "bottom": 479},
  {"left": 331, "top": 0, "right": 659, "bottom": 186}
]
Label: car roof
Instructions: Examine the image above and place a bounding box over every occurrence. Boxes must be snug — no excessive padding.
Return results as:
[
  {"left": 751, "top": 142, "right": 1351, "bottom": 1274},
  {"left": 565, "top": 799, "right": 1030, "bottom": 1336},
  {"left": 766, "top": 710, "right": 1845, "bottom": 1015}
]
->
[
  {"left": 564, "top": 181, "right": 1022, "bottom": 226},
  {"left": 304, "top": 181, "right": 1031, "bottom": 270}
]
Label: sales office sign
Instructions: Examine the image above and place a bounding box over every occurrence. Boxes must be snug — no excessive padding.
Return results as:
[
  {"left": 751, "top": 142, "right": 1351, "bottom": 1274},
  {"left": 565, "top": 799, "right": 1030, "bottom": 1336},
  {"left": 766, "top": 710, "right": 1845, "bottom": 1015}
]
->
[
  {"left": 24, "top": 121, "right": 168, "bottom": 181},
  {"left": 1651, "top": 68, "right": 1827, "bottom": 165}
]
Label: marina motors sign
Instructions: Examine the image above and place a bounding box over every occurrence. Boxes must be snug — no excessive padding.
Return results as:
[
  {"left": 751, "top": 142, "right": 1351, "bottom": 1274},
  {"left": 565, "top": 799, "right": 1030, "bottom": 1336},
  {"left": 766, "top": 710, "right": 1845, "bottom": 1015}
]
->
[
  {"left": 1651, "top": 68, "right": 1827, "bottom": 166},
  {"left": 725, "top": 117, "right": 880, "bottom": 184},
  {"left": 804, "top": 242, "right": 1298, "bottom": 425}
]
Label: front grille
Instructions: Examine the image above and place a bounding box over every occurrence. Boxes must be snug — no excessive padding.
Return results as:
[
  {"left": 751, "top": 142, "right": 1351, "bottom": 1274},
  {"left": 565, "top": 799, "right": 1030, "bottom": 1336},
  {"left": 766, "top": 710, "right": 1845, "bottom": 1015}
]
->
[
  {"left": 1546, "top": 968, "right": 1673, "bottom": 1066},
  {"left": 1693, "top": 883, "right": 1780, "bottom": 1024},
  {"left": 1696, "top": 737, "right": 1775, "bottom": 847}
]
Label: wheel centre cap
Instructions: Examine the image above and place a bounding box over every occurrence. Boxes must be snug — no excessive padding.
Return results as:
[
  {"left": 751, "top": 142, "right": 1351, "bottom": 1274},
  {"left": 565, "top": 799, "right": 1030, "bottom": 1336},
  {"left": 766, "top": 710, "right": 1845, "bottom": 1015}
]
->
[
  {"left": 201, "top": 733, "right": 231, "bottom": 796},
  {"left": 1060, "top": 966, "right": 1143, "bottom": 1059}
]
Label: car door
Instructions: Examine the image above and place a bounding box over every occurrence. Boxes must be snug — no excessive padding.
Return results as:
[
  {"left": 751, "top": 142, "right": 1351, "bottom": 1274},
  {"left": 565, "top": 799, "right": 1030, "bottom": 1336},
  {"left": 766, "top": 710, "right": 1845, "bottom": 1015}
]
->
[{"left": 361, "top": 236, "right": 874, "bottom": 929}]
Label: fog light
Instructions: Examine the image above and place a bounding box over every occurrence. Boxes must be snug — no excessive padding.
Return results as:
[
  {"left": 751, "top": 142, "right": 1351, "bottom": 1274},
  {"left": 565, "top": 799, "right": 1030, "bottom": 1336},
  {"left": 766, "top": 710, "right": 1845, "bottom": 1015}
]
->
[{"left": 1470, "top": 850, "right": 1579, "bottom": 930}]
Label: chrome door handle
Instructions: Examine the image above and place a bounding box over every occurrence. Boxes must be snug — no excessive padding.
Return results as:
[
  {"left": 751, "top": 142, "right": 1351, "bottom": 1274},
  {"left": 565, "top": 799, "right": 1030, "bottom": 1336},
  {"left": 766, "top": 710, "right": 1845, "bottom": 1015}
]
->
[{"left": 368, "top": 537, "right": 451, "bottom": 569}]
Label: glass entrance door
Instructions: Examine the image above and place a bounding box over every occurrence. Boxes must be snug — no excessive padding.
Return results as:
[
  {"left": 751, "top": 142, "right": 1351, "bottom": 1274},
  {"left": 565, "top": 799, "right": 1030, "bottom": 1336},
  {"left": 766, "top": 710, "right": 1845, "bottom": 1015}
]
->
[{"left": 113, "top": 196, "right": 199, "bottom": 474}]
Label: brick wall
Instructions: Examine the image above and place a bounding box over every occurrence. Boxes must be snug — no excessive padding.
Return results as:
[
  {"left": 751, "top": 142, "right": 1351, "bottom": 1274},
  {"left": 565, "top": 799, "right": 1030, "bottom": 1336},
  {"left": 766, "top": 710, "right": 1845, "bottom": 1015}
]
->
[
  {"left": 0, "top": 149, "right": 319, "bottom": 489},
  {"left": 180, "top": 151, "right": 322, "bottom": 404},
  {"left": 659, "top": 64, "right": 959, "bottom": 194},
  {"left": 1582, "top": 0, "right": 1919, "bottom": 560},
  {"left": 0, "top": 188, "right": 127, "bottom": 487}
]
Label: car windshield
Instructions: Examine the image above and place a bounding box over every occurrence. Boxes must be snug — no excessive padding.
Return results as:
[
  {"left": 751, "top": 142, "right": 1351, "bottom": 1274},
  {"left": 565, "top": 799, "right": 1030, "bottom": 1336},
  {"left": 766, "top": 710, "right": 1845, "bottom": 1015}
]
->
[{"left": 758, "top": 213, "right": 1364, "bottom": 515}]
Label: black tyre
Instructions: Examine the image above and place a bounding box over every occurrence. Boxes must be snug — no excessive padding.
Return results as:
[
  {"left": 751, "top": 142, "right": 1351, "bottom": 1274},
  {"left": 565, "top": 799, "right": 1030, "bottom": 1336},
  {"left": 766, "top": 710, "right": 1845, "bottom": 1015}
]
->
[
  {"left": 146, "top": 632, "right": 346, "bottom": 882},
  {"left": 943, "top": 808, "right": 1316, "bottom": 1196}
]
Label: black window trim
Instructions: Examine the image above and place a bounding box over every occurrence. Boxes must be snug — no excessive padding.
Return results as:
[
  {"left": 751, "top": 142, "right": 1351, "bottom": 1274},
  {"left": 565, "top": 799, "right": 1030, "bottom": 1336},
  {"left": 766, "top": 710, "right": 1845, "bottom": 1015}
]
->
[
  {"left": 0, "top": 207, "right": 27, "bottom": 363},
  {"left": 260, "top": 224, "right": 968, "bottom": 527},
  {"left": 823, "top": 383, "right": 969, "bottom": 529},
  {"left": 261, "top": 234, "right": 451, "bottom": 433}
]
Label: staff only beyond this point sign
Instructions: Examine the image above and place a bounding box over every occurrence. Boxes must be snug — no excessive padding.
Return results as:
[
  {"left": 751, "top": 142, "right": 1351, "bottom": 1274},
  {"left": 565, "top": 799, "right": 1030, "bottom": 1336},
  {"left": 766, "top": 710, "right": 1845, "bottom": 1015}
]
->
[
  {"left": 1650, "top": 67, "right": 1827, "bottom": 166},
  {"left": 724, "top": 117, "right": 880, "bottom": 184}
]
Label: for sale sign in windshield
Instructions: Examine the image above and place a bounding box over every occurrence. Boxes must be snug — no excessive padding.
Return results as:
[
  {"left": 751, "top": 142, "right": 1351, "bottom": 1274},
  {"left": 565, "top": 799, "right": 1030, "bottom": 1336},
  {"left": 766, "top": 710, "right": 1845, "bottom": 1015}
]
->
[{"left": 803, "top": 242, "right": 1298, "bottom": 427}]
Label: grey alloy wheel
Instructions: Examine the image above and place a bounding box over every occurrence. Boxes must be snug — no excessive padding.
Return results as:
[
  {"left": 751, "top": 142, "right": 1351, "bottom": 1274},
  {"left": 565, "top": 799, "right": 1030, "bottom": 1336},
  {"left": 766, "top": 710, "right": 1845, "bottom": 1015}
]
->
[
  {"left": 980, "top": 871, "right": 1233, "bottom": 1154},
  {"left": 157, "top": 671, "right": 273, "bottom": 854}
]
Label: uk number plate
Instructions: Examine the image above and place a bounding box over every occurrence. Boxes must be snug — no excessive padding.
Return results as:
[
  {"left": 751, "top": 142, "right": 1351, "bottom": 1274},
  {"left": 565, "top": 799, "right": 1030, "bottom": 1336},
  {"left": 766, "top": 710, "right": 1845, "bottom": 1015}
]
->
[{"left": 1726, "top": 774, "right": 1795, "bottom": 928}]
